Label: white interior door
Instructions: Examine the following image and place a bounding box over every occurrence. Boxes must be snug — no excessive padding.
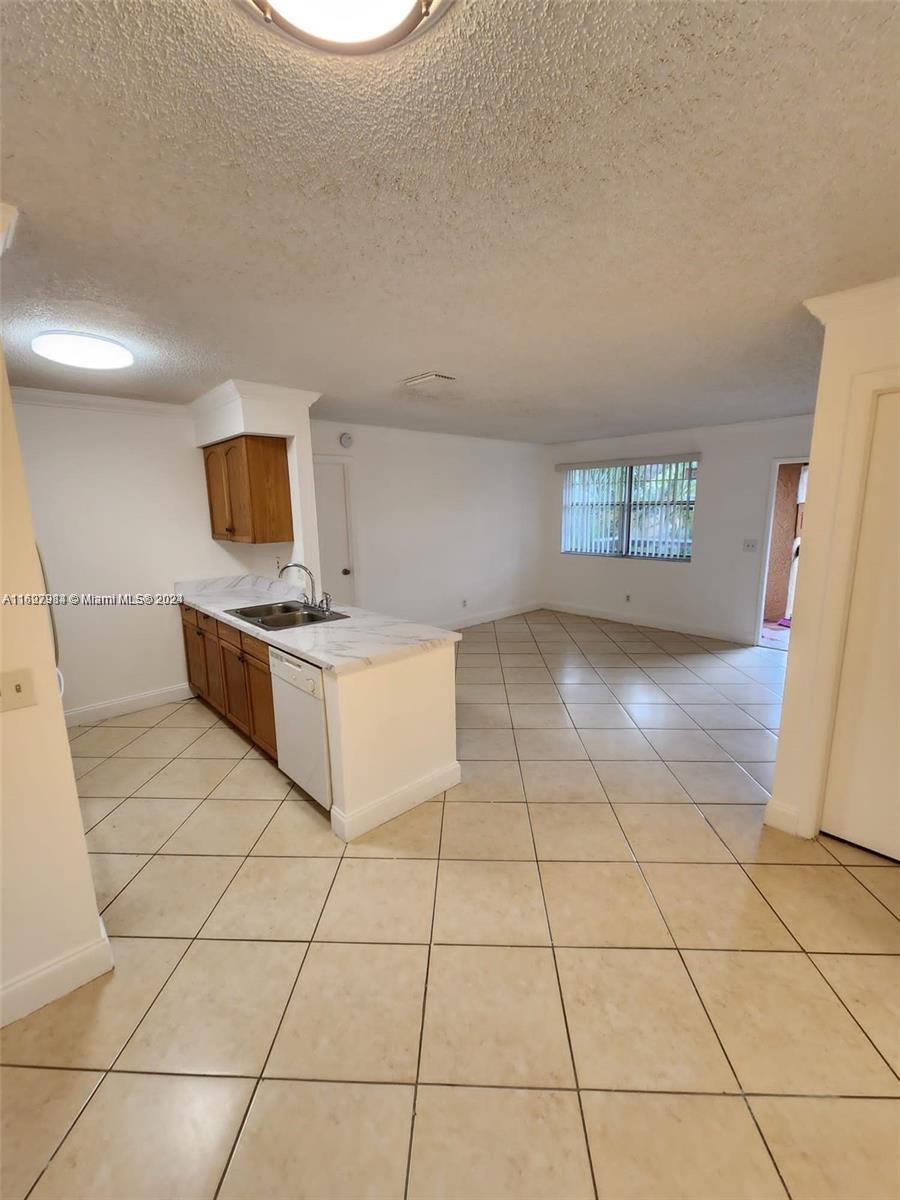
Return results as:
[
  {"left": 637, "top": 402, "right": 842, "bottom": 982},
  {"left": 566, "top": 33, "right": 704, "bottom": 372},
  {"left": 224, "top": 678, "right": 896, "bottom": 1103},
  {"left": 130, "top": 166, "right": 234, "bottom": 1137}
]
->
[
  {"left": 313, "top": 459, "right": 355, "bottom": 606},
  {"left": 820, "top": 390, "right": 900, "bottom": 859}
]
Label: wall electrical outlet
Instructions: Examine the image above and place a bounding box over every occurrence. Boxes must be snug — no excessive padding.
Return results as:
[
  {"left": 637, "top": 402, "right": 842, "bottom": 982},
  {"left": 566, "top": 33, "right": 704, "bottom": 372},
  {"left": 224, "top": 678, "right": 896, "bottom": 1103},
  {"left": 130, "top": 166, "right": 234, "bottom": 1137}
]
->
[
  {"left": 742, "top": 538, "right": 759, "bottom": 553},
  {"left": 461, "top": 599, "right": 468, "bottom": 608},
  {"left": 625, "top": 594, "right": 631, "bottom": 603},
  {"left": 275, "top": 556, "right": 283, "bottom": 574},
  {"left": 1, "top": 668, "right": 36, "bottom": 712}
]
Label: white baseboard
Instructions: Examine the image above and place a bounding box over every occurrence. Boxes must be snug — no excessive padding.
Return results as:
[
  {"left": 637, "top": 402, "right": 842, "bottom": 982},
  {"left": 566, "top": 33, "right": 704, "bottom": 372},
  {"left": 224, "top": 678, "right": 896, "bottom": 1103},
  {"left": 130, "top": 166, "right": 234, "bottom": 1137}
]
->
[
  {"left": 331, "top": 760, "right": 461, "bottom": 841},
  {"left": 64, "top": 682, "right": 193, "bottom": 727},
  {"left": 1, "top": 925, "right": 114, "bottom": 1027},
  {"left": 437, "top": 601, "right": 544, "bottom": 631},
  {"left": 763, "top": 798, "right": 802, "bottom": 836},
  {"left": 547, "top": 600, "right": 752, "bottom": 646}
]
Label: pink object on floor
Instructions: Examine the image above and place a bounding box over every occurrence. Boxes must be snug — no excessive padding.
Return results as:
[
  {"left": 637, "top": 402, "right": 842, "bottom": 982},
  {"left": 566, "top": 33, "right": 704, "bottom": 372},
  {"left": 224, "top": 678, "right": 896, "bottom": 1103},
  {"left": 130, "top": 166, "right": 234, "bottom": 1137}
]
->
[{"left": 777, "top": 618, "right": 792, "bottom": 628}]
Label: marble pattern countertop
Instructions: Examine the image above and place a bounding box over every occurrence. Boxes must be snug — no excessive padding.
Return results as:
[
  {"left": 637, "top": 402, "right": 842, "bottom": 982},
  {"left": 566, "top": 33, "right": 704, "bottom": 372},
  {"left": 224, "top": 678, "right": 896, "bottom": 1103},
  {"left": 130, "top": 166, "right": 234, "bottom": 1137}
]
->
[{"left": 175, "top": 575, "right": 460, "bottom": 677}]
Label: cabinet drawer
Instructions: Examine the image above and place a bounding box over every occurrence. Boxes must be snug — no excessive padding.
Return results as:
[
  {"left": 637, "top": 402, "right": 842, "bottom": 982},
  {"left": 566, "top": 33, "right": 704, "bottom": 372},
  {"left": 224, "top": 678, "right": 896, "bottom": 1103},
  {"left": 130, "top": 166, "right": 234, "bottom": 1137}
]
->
[
  {"left": 181, "top": 604, "right": 198, "bottom": 626},
  {"left": 197, "top": 611, "right": 217, "bottom": 634},
  {"left": 241, "top": 632, "right": 271, "bottom": 664},
  {"left": 217, "top": 621, "right": 242, "bottom": 648}
]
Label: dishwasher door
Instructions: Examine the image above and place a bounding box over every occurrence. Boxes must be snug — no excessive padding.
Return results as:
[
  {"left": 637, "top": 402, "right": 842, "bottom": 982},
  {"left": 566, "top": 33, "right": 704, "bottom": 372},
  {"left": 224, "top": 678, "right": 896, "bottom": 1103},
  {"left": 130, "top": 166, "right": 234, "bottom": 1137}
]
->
[{"left": 270, "top": 650, "right": 333, "bottom": 809}]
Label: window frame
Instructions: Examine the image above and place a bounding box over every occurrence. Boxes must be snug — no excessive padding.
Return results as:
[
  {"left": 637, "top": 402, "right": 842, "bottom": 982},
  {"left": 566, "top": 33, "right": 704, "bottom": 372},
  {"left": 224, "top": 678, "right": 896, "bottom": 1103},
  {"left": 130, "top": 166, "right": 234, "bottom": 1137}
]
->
[{"left": 558, "top": 455, "right": 700, "bottom": 562}]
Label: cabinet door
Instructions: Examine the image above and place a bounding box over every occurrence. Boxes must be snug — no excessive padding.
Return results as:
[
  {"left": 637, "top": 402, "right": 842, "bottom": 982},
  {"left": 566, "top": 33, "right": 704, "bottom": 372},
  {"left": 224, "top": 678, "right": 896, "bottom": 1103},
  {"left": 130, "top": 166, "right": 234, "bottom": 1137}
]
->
[
  {"left": 246, "top": 436, "right": 294, "bottom": 543},
  {"left": 245, "top": 654, "right": 277, "bottom": 758},
  {"left": 224, "top": 439, "right": 253, "bottom": 542},
  {"left": 183, "top": 620, "right": 208, "bottom": 696},
  {"left": 202, "top": 631, "right": 226, "bottom": 714},
  {"left": 221, "top": 641, "right": 251, "bottom": 734},
  {"left": 203, "top": 444, "right": 232, "bottom": 539}
]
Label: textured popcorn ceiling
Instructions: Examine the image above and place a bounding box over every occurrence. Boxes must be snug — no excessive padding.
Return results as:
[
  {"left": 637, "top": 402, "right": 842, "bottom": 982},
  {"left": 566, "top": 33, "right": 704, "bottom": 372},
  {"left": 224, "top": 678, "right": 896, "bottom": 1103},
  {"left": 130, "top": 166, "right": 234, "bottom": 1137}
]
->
[{"left": 1, "top": 0, "right": 897, "bottom": 441}]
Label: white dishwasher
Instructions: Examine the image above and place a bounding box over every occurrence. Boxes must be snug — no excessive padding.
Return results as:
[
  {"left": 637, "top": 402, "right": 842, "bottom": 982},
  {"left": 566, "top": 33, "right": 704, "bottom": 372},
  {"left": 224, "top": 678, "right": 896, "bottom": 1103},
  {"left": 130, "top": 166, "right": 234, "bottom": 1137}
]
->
[{"left": 270, "top": 649, "right": 333, "bottom": 809}]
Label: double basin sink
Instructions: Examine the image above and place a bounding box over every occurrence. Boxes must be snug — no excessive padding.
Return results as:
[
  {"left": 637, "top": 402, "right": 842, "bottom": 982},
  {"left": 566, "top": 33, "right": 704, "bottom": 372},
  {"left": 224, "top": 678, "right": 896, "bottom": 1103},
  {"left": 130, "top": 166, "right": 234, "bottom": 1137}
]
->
[{"left": 225, "top": 601, "right": 349, "bottom": 631}]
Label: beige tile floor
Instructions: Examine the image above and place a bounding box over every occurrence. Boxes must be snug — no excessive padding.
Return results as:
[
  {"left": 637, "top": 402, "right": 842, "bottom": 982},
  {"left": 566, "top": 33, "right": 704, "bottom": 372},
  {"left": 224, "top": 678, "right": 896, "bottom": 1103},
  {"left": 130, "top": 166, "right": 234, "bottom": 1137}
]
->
[{"left": 3, "top": 611, "right": 899, "bottom": 1200}]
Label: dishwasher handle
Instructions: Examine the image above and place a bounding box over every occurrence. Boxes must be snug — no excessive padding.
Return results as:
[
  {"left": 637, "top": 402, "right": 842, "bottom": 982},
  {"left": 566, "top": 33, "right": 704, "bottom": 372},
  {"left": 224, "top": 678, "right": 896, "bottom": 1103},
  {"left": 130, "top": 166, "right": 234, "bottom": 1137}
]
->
[{"left": 270, "top": 649, "right": 325, "bottom": 700}]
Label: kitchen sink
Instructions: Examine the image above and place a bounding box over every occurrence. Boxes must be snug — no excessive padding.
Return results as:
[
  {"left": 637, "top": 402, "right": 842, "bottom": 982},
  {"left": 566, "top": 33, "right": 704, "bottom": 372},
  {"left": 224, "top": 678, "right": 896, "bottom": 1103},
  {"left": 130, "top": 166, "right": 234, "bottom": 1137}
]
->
[
  {"left": 226, "top": 602, "right": 349, "bottom": 630},
  {"left": 228, "top": 601, "right": 305, "bottom": 619}
]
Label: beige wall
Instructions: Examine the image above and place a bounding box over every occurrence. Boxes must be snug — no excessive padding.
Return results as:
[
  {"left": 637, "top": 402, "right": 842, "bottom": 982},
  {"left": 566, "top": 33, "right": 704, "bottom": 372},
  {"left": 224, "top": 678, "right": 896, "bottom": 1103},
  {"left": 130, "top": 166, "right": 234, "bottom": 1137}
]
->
[{"left": 0, "top": 354, "right": 111, "bottom": 1024}]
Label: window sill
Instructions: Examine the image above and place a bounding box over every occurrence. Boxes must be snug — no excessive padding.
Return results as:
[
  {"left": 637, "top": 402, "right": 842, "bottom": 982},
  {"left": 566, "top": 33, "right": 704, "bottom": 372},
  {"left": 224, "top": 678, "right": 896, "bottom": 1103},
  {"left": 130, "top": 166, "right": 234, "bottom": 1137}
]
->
[{"left": 560, "top": 551, "right": 692, "bottom": 563}]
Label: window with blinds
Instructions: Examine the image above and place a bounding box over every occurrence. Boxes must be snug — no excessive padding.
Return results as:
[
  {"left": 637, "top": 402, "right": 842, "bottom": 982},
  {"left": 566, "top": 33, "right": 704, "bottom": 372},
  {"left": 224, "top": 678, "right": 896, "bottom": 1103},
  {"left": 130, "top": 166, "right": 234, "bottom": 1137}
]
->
[{"left": 561, "top": 457, "right": 698, "bottom": 560}]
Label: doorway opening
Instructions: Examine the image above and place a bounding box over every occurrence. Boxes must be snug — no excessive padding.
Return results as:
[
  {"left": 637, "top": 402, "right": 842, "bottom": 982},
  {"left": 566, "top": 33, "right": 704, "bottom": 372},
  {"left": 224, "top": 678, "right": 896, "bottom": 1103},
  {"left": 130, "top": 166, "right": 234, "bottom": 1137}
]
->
[
  {"left": 759, "top": 460, "right": 808, "bottom": 650},
  {"left": 313, "top": 457, "right": 356, "bottom": 607}
]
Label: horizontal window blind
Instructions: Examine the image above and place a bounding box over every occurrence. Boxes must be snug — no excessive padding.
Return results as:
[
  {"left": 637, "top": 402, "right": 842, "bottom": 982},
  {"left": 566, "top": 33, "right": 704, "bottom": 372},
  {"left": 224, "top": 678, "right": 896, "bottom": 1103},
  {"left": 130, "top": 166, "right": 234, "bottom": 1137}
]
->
[{"left": 561, "top": 457, "right": 698, "bottom": 560}]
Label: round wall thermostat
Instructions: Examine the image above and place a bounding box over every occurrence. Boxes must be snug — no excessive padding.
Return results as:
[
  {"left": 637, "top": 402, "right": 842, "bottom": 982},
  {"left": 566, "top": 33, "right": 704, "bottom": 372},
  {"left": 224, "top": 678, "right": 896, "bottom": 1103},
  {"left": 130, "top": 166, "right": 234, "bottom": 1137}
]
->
[{"left": 339, "top": 432, "right": 353, "bottom": 448}]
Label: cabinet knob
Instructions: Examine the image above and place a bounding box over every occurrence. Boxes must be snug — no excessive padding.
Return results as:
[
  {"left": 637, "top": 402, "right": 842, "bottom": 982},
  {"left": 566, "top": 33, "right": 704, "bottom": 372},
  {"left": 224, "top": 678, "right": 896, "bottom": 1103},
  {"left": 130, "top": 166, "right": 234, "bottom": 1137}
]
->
[
  {"left": 196, "top": 628, "right": 202, "bottom": 637},
  {"left": 225, "top": 526, "right": 235, "bottom": 534},
  {"left": 341, "top": 568, "right": 351, "bottom": 575}
]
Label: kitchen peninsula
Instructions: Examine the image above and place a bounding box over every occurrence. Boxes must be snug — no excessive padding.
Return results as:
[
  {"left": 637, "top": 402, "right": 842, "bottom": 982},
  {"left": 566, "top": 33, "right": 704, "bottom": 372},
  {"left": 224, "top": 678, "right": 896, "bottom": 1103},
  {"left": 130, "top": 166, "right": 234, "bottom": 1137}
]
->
[{"left": 177, "top": 575, "right": 460, "bottom": 840}]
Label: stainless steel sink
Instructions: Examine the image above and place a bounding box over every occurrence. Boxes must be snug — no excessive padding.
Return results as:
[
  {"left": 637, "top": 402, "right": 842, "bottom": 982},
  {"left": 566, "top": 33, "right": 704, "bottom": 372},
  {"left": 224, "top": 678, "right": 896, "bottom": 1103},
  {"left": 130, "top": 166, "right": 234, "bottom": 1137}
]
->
[
  {"left": 226, "top": 602, "right": 349, "bottom": 630},
  {"left": 228, "top": 601, "right": 306, "bottom": 620}
]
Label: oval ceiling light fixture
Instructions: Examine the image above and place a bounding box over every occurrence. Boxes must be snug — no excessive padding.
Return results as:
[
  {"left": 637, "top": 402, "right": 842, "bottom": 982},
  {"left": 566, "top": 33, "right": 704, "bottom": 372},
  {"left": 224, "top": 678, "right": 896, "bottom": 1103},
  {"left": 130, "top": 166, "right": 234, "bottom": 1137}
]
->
[
  {"left": 31, "top": 331, "right": 135, "bottom": 370},
  {"left": 250, "top": 0, "right": 450, "bottom": 54}
]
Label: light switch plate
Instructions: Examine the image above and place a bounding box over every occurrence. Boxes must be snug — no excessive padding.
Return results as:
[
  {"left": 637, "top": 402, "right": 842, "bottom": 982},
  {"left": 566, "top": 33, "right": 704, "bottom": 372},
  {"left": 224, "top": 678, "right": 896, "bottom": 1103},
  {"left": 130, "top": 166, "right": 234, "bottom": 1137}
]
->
[
  {"left": 742, "top": 538, "right": 759, "bottom": 553},
  {"left": 0, "top": 668, "right": 36, "bottom": 711}
]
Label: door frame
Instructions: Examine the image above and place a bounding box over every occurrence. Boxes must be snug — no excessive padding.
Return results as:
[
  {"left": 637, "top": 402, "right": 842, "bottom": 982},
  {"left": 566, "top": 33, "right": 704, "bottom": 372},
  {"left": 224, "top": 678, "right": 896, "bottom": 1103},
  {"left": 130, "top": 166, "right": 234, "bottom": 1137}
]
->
[
  {"left": 312, "top": 455, "right": 359, "bottom": 605},
  {"left": 771, "top": 370, "right": 899, "bottom": 838},
  {"left": 754, "top": 456, "right": 809, "bottom": 648}
]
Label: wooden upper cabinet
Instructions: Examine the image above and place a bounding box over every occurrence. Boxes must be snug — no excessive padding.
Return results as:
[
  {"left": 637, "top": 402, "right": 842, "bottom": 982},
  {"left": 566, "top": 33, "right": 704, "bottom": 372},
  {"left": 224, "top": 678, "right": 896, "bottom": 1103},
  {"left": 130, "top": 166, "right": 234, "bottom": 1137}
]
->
[
  {"left": 202, "top": 435, "right": 293, "bottom": 544},
  {"left": 204, "top": 444, "right": 231, "bottom": 539}
]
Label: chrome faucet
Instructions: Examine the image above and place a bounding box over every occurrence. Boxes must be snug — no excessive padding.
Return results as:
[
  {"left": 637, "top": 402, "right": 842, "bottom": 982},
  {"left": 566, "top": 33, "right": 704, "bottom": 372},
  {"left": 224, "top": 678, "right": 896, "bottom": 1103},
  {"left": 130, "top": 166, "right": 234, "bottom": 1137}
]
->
[{"left": 278, "top": 561, "right": 318, "bottom": 606}]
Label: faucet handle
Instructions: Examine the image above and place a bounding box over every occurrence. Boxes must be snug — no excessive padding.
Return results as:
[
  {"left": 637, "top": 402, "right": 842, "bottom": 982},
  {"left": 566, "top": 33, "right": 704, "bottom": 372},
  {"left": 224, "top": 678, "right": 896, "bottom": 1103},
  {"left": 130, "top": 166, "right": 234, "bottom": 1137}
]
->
[{"left": 319, "top": 592, "right": 333, "bottom": 613}]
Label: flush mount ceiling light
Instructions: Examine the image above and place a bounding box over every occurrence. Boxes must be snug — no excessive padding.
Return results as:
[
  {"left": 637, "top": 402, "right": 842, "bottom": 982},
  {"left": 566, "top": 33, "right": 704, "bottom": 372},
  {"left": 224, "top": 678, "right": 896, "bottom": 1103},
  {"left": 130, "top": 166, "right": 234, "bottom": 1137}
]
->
[
  {"left": 249, "top": 0, "right": 451, "bottom": 54},
  {"left": 31, "top": 331, "right": 134, "bottom": 370}
]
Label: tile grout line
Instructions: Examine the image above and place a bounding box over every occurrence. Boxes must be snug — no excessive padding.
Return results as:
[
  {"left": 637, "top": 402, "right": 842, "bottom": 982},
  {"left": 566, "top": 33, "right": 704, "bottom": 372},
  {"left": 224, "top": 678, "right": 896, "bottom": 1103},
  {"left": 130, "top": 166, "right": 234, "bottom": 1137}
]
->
[
  {"left": 402, "top": 792, "right": 446, "bottom": 1200},
  {"left": 24, "top": 706, "right": 297, "bottom": 1199},
  {"left": 9, "top": 1062, "right": 900, "bottom": 1100},
  {"left": 596, "top": 790, "right": 795, "bottom": 1199},
  {"left": 734, "top": 858, "right": 900, "bottom": 1087},
  {"left": 210, "top": 817, "right": 349, "bottom": 1200},
  {"left": 521, "top": 751, "right": 600, "bottom": 1200}
]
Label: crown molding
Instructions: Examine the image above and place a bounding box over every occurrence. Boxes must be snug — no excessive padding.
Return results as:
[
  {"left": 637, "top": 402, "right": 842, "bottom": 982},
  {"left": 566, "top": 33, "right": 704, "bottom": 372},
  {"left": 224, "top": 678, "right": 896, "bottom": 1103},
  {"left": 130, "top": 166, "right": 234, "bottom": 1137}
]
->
[
  {"left": 192, "top": 378, "right": 321, "bottom": 416},
  {"left": 804, "top": 276, "right": 900, "bottom": 326},
  {"left": 11, "top": 386, "right": 191, "bottom": 419}
]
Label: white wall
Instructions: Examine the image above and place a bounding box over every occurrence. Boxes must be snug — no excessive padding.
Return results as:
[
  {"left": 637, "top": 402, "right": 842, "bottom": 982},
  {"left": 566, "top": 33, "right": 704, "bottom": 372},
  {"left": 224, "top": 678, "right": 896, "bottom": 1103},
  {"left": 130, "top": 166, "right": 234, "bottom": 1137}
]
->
[
  {"left": 541, "top": 416, "right": 814, "bottom": 644},
  {"left": 13, "top": 397, "right": 544, "bottom": 722},
  {"left": 12, "top": 391, "right": 291, "bottom": 722},
  {"left": 772, "top": 277, "right": 900, "bottom": 839},
  {"left": 191, "top": 379, "right": 321, "bottom": 581},
  {"left": 310, "top": 420, "right": 544, "bottom": 628},
  {"left": 2, "top": 359, "right": 112, "bottom": 1025}
]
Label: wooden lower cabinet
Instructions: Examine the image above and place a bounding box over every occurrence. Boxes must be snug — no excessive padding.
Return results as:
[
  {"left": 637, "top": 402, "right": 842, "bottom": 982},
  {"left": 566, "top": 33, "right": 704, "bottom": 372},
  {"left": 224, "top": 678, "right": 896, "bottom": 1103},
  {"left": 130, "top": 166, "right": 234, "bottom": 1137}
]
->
[
  {"left": 245, "top": 654, "right": 277, "bottom": 758},
  {"left": 220, "top": 641, "right": 252, "bottom": 736},
  {"left": 183, "top": 620, "right": 207, "bottom": 695},
  {"left": 181, "top": 605, "right": 277, "bottom": 759},
  {"left": 202, "top": 630, "right": 225, "bottom": 713}
]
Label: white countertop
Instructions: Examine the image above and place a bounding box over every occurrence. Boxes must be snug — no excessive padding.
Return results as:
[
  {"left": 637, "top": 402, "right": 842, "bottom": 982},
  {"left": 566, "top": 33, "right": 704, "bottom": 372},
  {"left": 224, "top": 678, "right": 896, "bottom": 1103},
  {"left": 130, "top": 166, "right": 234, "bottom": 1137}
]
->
[{"left": 176, "top": 575, "right": 460, "bottom": 676}]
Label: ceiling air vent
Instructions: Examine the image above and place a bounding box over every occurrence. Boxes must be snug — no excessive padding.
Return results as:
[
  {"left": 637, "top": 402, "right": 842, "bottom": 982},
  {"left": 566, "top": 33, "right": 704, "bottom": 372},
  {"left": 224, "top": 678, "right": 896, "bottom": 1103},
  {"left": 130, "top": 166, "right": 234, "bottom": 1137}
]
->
[{"left": 402, "top": 371, "right": 457, "bottom": 387}]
